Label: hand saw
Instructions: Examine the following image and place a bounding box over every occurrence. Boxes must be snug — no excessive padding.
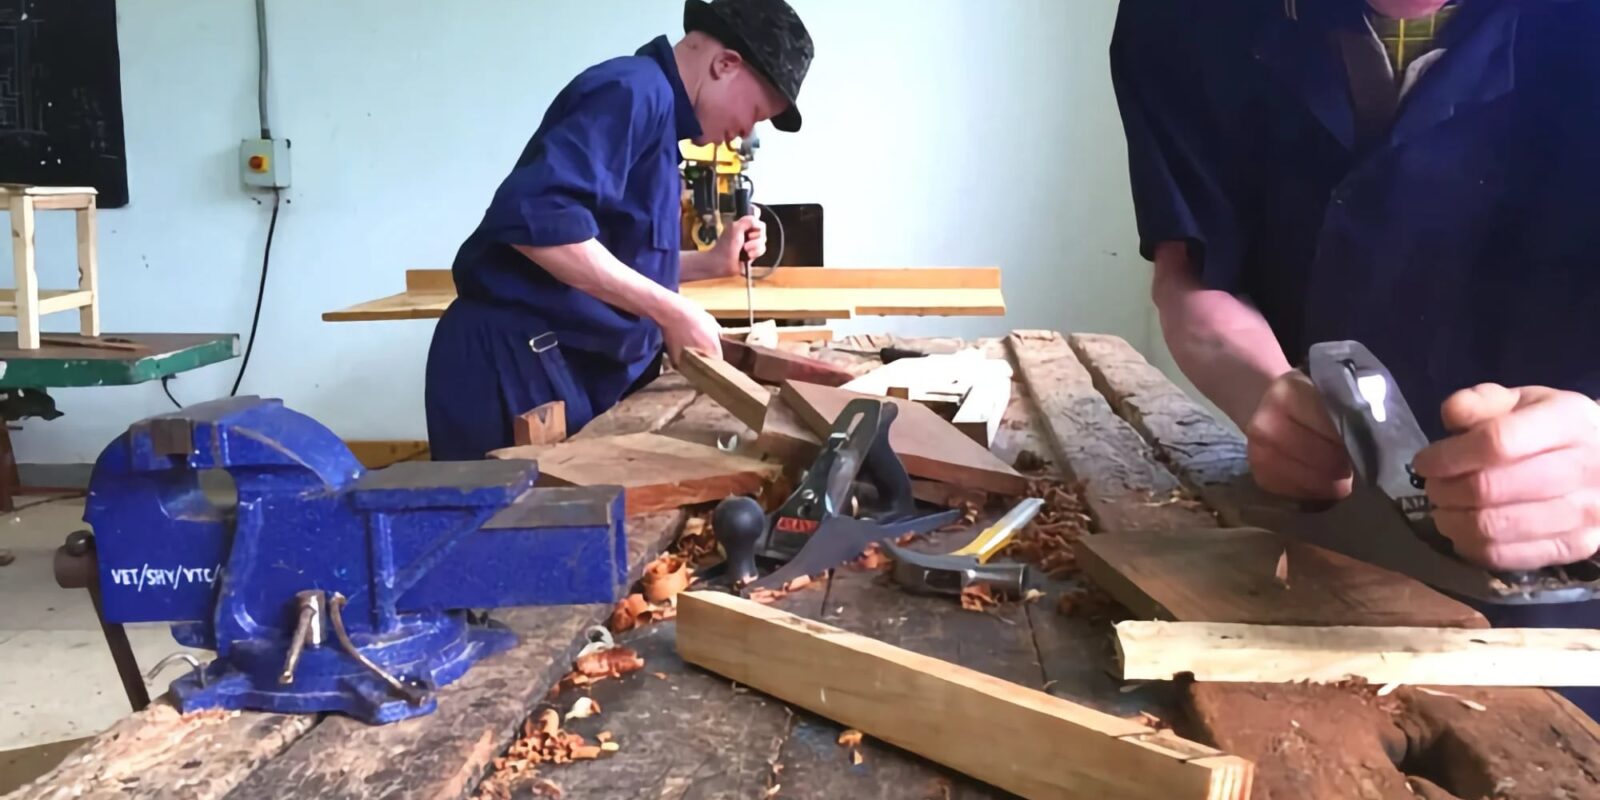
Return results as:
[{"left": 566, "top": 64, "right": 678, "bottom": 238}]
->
[{"left": 1307, "top": 340, "right": 1600, "bottom": 604}]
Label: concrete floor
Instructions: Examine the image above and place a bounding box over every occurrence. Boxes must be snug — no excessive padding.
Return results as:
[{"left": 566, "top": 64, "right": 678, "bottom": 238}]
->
[{"left": 0, "top": 496, "right": 205, "bottom": 758}]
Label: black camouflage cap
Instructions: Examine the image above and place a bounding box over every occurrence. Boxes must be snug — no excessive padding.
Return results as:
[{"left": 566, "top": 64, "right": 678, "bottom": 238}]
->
[{"left": 684, "top": 0, "right": 813, "bottom": 132}]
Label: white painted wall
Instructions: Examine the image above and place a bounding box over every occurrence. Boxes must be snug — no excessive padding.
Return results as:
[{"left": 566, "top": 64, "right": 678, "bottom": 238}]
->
[{"left": 11, "top": 0, "right": 1156, "bottom": 463}]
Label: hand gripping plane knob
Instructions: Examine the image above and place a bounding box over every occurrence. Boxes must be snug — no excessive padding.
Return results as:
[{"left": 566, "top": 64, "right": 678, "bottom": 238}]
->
[{"left": 713, "top": 495, "right": 766, "bottom": 586}]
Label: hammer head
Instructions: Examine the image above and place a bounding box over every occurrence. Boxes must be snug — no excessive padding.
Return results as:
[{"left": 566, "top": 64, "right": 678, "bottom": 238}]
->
[{"left": 883, "top": 541, "right": 1027, "bottom": 598}]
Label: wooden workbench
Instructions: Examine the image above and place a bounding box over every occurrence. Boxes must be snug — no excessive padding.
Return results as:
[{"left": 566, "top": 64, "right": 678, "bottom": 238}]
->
[{"left": 11, "top": 331, "right": 1598, "bottom": 800}]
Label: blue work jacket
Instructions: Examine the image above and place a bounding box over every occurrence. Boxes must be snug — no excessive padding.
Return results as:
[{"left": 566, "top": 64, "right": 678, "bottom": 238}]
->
[
  {"left": 425, "top": 36, "right": 701, "bottom": 460},
  {"left": 1112, "top": 0, "right": 1600, "bottom": 712}
]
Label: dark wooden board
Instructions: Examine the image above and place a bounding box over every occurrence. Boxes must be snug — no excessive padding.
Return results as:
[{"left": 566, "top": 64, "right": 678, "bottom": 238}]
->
[
  {"left": 1078, "top": 527, "right": 1488, "bottom": 628},
  {"left": 572, "top": 372, "right": 697, "bottom": 441},
  {"left": 515, "top": 433, "right": 781, "bottom": 516},
  {"left": 779, "top": 380, "right": 1029, "bottom": 496},
  {"left": 1005, "top": 331, "right": 1212, "bottom": 532}
]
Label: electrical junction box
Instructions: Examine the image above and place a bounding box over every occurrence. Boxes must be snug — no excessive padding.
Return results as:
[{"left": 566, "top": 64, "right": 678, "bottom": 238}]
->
[{"left": 240, "top": 138, "right": 291, "bottom": 189}]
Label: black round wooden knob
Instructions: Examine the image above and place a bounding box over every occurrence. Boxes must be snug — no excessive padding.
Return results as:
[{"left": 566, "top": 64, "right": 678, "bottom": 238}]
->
[{"left": 713, "top": 496, "right": 765, "bottom": 586}]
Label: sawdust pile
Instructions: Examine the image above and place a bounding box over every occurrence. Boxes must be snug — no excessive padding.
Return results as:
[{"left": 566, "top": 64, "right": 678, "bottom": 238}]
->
[{"left": 1003, "top": 479, "right": 1092, "bottom": 579}]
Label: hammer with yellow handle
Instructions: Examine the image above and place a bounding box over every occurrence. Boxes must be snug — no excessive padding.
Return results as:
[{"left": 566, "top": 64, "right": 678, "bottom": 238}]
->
[{"left": 884, "top": 498, "right": 1044, "bottom": 598}]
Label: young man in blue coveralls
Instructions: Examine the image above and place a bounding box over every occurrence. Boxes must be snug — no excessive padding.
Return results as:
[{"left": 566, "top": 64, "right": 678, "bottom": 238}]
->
[
  {"left": 1112, "top": 0, "right": 1600, "bottom": 714},
  {"left": 426, "top": 0, "right": 813, "bottom": 460}
]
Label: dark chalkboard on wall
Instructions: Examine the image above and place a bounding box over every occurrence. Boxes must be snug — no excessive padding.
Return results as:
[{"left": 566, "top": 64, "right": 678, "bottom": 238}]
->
[{"left": 0, "top": 0, "right": 127, "bottom": 207}]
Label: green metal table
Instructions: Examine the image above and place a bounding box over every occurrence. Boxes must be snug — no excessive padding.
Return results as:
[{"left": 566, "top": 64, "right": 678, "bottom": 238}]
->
[
  {"left": 0, "top": 333, "right": 239, "bottom": 509},
  {"left": 0, "top": 333, "right": 239, "bottom": 388}
]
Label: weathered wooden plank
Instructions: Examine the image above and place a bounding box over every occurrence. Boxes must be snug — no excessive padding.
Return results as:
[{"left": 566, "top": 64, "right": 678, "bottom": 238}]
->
[
  {"left": 223, "top": 512, "right": 686, "bottom": 800},
  {"left": 6, "top": 704, "right": 314, "bottom": 800},
  {"left": 1005, "top": 331, "right": 1211, "bottom": 532},
  {"left": 1066, "top": 334, "right": 1247, "bottom": 487}
]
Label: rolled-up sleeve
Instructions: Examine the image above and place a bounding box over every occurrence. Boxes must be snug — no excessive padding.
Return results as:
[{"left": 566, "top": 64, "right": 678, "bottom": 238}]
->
[
  {"left": 1110, "top": 0, "right": 1244, "bottom": 291},
  {"left": 483, "top": 78, "right": 668, "bottom": 248}
]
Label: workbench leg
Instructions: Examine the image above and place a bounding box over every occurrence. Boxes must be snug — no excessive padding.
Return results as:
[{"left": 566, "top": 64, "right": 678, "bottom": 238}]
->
[
  {"left": 11, "top": 194, "right": 39, "bottom": 350},
  {"left": 0, "top": 423, "right": 16, "bottom": 514},
  {"left": 76, "top": 200, "right": 99, "bottom": 337}
]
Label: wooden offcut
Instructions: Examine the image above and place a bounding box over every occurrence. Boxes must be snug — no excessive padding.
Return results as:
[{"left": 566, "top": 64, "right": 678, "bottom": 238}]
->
[
  {"left": 677, "top": 591, "right": 1254, "bottom": 800},
  {"left": 513, "top": 401, "right": 567, "bottom": 447},
  {"left": 676, "top": 347, "right": 771, "bottom": 431},
  {"left": 322, "top": 267, "right": 1006, "bottom": 323},
  {"left": 780, "top": 380, "right": 1030, "bottom": 496},
  {"left": 1116, "top": 621, "right": 1600, "bottom": 687},
  {"left": 496, "top": 432, "right": 781, "bottom": 515},
  {"left": 1077, "top": 527, "right": 1487, "bottom": 628},
  {"left": 720, "top": 337, "right": 855, "bottom": 387}
]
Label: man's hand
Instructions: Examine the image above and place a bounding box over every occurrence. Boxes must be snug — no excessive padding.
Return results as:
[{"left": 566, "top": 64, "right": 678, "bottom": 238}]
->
[
  {"left": 1245, "top": 371, "right": 1354, "bottom": 501},
  {"left": 655, "top": 294, "right": 723, "bottom": 365},
  {"left": 1413, "top": 384, "right": 1600, "bottom": 571},
  {"left": 710, "top": 208, "right": 767, "bottom": 277}
]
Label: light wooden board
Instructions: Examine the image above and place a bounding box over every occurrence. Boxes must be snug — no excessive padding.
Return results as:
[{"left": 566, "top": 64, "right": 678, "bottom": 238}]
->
[
  {"left": 676, "top": 347, "right": 771, "bottom": 431},
  {"left": 493, "top": 432, "right": 781, "bottom": 515},
  {"left": 1117, "top": 621, "right": 1600, "bottom": 687},
  {"left": 719, "top": 323, "right": 834, "bottom": 344},
  {"left": 322, "top": 268, "right": 1006, "bottom": 322},
  {"left": 780, "top": 380, "right": 1030, "bottom": 496},
  {"left": 1077, "top": 527, "right": 1487, "bottom": 628},
  {"left": 677, "top": 591, "right": 1254, "bottom": 800}
]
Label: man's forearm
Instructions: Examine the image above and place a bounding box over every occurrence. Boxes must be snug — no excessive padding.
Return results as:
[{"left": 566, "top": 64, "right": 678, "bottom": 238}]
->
[
  {"left": 517, "top": 241, "right": 682, "bottom": 324},
  {"left": 679, "top": 250, "right": 725, "bottom": 283},
  {"left": 1150, "top": 242, "right": 1292, "bottom": 427}
]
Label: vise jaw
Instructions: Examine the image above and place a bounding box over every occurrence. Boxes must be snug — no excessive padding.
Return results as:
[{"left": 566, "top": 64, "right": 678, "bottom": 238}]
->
[{"left": 83, "top": 396, "right": 628, "bottom": 724}]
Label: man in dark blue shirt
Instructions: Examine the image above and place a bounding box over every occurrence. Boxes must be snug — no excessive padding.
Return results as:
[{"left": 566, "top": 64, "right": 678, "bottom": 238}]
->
[
  {"left": 1113, "top": 0, "right": 1600, "bottom": 710},
  {"left": 426, "top": 0, "right": 813, "bottom": 460}
]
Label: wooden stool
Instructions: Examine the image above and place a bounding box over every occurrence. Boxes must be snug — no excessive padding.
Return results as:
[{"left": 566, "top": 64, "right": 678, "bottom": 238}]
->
[{"left": 0, "top": 184, "right": 100, "bottom": 349}]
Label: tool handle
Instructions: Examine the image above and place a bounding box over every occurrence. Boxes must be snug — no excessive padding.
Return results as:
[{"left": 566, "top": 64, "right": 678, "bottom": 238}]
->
[
  {"left": 951, "top": 498, "right": 1044, "bottom": 563},
  {"left": 713, "top": 496, "right": 766, "bottom": 585},
  {"left": 733, "top": 183, "right": 754, "bottom": 268}
]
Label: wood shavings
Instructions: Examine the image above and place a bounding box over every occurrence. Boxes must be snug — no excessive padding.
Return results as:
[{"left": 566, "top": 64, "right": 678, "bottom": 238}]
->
[
  {"left": 1023, "top": 588, "right": 1046, "bottom": 603},
  {"left": 1274, "top": 550, "right": 1290, "bottom": 590},
  {"left": 850, "top": 750, "right": 865, "bottom": 765},
  {"left": 550, "top": 645, "right": 647, "bottom": 696},
  {"left": 1415, "top": 686, "right": 1489, "bottom": 711},
  {"left": 576, "top": 646, "right": 645, "bottom": 679},
  {"left": 1136, "top": 711, "right": 1170, "bottom": 731},
  {"left": 477, "top": 703, "right": 618, "bottom": 799},
  {"left": 853, "top": 543, "right": 890, "bottom": 571},
  {"left": 959, "top": 583, "right": 999, "bottom": 612},
  {"left": 1003, "top": 479, "right": 1092, "bottom": 578},
  {"left": 674, "top": 515, "right": 720, "bottom": 565},
  {"left": 564, "top": 697, "right": 600, "bottom": 721},
  {"left": 748, "top": 574, "right": 815, "bottom": 605},
  {"left": 837, "top": 729, "right": 864, "bottom": 747},
  {"left": 764, "top": 784, "right": 782, "bottom": 798},
  {"left": 642, "top": 553, "right": 692, "bottom": 603},
  {"left": 1377, "top": 682, "right": 1401, "bottom": 697},
  {"left": 596, "top": 731, "right": 613, "bottom": 743}
]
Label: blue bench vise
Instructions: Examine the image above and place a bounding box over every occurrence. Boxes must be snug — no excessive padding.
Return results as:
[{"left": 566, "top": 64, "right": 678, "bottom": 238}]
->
[{"left": 63, "top": 396, "right": 628, "bottom": 724}]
